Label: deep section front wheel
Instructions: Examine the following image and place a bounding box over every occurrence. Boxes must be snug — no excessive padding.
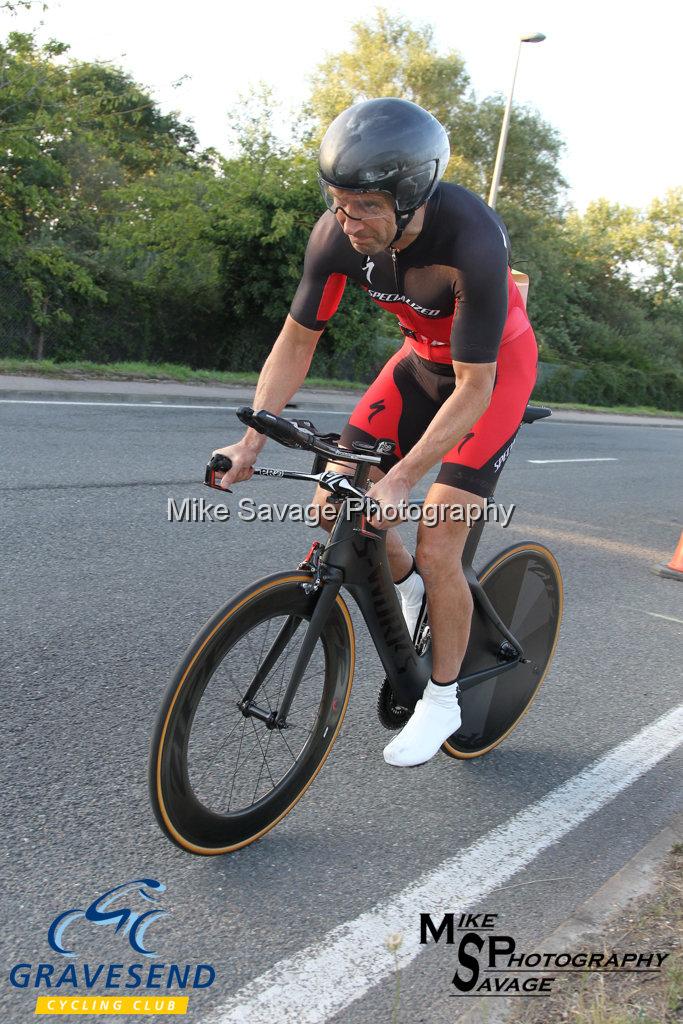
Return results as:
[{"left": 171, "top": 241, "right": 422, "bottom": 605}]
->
[
  {"left": 442, "top": 543, "right": 563, "bottom": 759},
  {"left": 149, "top": 572, "right": 355, "bottom": 854}
]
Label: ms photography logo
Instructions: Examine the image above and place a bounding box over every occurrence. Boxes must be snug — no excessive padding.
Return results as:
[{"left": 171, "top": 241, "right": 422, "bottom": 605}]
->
[
  {"left": 8, "top": 878, "right": 216, "bottom": 1017},
  {"left": 420, "top": 911, "right": 670, "bottom": 998}
]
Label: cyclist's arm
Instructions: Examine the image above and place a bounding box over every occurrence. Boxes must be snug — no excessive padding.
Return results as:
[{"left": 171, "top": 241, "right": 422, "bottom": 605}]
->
[
  {"left": 390, "top": 360, "right": 496, "bottom": 490},
  {"left": 449, "top": 213, "right": 509, "bottom": 365},
  {"left": 240, "top": 315, "right": 323, "bottom": 454}
]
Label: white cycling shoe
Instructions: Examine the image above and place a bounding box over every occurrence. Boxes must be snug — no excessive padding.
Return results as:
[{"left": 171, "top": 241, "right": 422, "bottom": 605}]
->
[
  {"left": 395, "top": 566, "right": 426, "bottom": 643},
  {"left": 383, "top": 680, "right": 462, "bottom": 767}
]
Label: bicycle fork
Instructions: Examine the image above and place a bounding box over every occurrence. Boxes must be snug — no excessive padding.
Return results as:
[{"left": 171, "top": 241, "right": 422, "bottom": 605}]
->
[{"left": 237, "top": 567, "right": 344, "bottom": 730}]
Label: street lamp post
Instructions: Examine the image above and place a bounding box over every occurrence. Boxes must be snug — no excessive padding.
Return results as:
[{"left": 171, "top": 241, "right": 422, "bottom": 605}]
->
[{"left": 488, "top": 32, "right": 545, "bottom": 209}]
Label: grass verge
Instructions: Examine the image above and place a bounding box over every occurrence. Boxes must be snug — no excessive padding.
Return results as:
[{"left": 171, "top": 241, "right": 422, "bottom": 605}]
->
[
  {"left": 0, "top": 358, "right": 681, "bottom": 416},
  {"left": 506, "top": 843, "right": 682, "bottom": 1024},
  {"left": 0, "top": 358, "right": 365, "bottom": 391}
]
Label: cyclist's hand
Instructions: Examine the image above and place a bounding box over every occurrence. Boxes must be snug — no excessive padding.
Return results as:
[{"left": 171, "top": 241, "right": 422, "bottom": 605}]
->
[
  {"left": 210, "top": 441, "right": 259, "bottom": 490},
  {"left": 366, "top": 474, "right": 410, "bottom": 530}
]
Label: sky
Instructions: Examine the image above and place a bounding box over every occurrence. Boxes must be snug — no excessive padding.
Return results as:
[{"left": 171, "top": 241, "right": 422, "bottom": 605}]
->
[{"left": 3, "top": 0, "right": 681, "bottom": 213}]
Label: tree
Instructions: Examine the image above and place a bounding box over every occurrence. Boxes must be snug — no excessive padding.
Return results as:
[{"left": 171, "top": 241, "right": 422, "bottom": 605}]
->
[
  {"left": 100, "top": 164, "right": 222, "bottom": 296},
  {"left": 0, "top": 31, "right": 204, "bottom": 357},
  {"left": 306, "top": 9, "right": 470, "bottom": 136},
  {"left": 642, "top": 188, "right": 682, "bottom": 303},
  {"left": 0, "top": 33, "right": 103, "bottom": 356},
  {"left": 304, "top": 8, "right": 566, "bottom": 212}
]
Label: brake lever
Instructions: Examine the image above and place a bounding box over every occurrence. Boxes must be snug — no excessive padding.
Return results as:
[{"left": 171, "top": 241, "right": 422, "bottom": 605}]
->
[{"left": 205, "top": 453, "right": 233, "bottom": 492}]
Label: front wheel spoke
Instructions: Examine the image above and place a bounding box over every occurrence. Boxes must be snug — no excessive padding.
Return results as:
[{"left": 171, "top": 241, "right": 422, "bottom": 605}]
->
[
  {"left": 249, "top": 718, "right": 277, "bottom": 800},
  {"left": 231, "top": 731, "right": 270, "bottom": 781},
  {"left": 275, "top": 726, "right": 303, "bottom": 763},
  {"left": 224, "top": 735, "right": 270, "bottom": 811},
  {"left": 245, "top": 623, "right": 276, "bottom": 709},
  {"left": 265, "top": 664, "right": 326, "bottom": 706},
  {"left": 261, "top": 644, "right": 324, "bottom": 721},
  {"left": 193, "top": 714, "right": 247, "bottom": 787},
  {"left": 287, "top": 697, "right": 324, "bottom": 715},
  {"left": 225, "top": 715, "right": 249, "bottom": 812},
  {"left": 286, "top": 722, "right": 315, "bottom": 738},
  {"left": 212, "top": 661, "right": 253, "bottom": 707}
]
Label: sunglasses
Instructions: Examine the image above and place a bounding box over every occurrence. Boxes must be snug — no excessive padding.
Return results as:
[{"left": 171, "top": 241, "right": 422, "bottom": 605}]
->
[{"left": 318, "top": 178, "right": 395, "bottom": 221}]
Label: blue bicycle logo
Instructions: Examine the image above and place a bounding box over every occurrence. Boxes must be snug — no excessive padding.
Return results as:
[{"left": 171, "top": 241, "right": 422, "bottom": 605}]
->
[{"left": 48, "top": 879, "right": 168, "bottom": 958}]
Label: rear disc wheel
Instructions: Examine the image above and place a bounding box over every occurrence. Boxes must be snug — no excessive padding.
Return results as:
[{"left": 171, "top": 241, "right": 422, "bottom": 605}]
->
[{"left": 442, "top": 543, "right": 563, "bottom": 759}]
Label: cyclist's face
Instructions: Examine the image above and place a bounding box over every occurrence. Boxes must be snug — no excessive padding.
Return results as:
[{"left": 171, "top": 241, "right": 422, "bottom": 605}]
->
[{"left": 328, "top": 188, "right": 397, "bottom": 254}]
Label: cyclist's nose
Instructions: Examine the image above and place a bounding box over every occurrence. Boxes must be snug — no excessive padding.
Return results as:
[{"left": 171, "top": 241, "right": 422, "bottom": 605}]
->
[{"left": 340, "top": 215, "right": 366, "bottom": 239}]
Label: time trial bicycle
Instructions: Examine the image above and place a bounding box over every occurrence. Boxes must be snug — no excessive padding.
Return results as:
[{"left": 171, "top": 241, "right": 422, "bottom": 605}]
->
[{"left": 149, "top": 405, "right": 562, "bottom": 855}]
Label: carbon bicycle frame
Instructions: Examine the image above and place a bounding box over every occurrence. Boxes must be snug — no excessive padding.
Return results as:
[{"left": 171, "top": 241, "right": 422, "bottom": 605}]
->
[{"left": 260, "top": 462, "right": 528, "bottom": 727}]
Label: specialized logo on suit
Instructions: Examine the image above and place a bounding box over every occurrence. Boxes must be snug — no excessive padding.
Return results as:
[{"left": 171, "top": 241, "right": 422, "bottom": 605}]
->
[
  {"left": 361, "top": 256, "right": 375, "bottom": 284},
  {"left": 368, "top": 399, "right": 386, "bottom": 423}
]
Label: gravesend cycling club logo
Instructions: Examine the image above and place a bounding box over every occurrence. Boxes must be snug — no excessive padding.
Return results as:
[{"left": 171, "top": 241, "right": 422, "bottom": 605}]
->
[
  {"left": 420, "top": 911, "right": 670, "bottom": 997},
  {"left": 48, "top": 879, "right": 167, "bottom": 957},
  {"left": 8, "top": 878, "right": 216, "bottom": 1016}
]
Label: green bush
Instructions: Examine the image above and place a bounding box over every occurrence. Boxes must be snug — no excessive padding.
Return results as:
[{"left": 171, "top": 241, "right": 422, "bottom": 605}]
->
[
  {"left": 533, "top": 361, "right": 683, "bottom": 410},
  {"left": 533, "top": 366, "right": 578, "bottom": 403}
]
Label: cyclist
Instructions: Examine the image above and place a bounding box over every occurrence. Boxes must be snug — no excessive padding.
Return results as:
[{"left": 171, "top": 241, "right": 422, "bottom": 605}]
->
[{"left": 213, "top": 97, "right": 538, "bottom": 768}]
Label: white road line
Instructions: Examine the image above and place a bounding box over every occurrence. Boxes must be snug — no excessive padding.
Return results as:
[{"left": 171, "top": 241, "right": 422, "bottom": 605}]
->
[
  {"left": 527, "top": 457, "right": 618, "bottom": 464},
  {"left": 0, "top": 398, "right": 343, "bottom": 415},
  {"left": 647, "top": 612, "right": 683, "bottom": 625},
  {"left": 206, "top": 705, "right": 683, "bottom": 1024}
]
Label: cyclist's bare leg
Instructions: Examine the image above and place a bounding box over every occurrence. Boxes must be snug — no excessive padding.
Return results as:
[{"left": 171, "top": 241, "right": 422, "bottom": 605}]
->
[
  {"left": 309, "top": 462, "right": 414, "bottom": 581},
  {"left": 382, "top": 483, "right": 484, "bottom": 766},
  {"left": 415, "top": 482, "right": 485, "bottom": 682}
]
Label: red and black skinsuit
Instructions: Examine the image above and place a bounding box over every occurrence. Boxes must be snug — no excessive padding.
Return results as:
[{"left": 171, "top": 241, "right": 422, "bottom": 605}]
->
[{"left": 289, "top": 182, "right": 537, "bottom": 498}]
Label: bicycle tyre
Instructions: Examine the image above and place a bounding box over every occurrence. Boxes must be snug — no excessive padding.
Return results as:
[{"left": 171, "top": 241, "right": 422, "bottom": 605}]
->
[
  {"left": 442, "top": 542, "right": 563, "bottom": 759},
  {"left": 149, "top": 572, "right": 355, "bottom": 854}
]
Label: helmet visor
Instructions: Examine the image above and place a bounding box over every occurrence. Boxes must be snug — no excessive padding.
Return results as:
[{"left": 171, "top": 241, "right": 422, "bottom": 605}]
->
[{"left": 318, "top": 177, "right": 396, "bottom": 221}]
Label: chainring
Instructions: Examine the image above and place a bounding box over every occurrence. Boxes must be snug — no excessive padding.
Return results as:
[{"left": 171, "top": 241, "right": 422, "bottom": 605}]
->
[
  {"left": 377, "top": 617, "right": 430, "bottom": 729},
  {"left": 377, "top": 678, "right": 412, "bottom": 730}
]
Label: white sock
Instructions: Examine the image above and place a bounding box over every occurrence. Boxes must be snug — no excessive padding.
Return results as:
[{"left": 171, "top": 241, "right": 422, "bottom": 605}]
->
[
  {"left": 383, "top": 679, "right": 461, "bottom": 767},
  {"left": 395, "top": 566, "right": 426, "bottom": 642}
]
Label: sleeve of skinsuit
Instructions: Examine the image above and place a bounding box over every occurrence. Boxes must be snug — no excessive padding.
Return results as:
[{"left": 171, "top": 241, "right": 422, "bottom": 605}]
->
[
  {"left": 289, "top": 213, "right": 347, "bottom": 331},
  {"left": 449, "top": 216, "right": 510, "bottom": 364}
]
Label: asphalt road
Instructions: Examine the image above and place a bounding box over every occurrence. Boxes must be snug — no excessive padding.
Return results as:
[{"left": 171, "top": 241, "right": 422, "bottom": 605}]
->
[{"left": 1, "top": 396, "right": 681, "bottom": 1024}]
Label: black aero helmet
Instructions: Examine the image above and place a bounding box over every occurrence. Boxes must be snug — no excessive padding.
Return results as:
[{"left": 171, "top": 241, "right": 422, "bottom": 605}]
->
[{"left": 318, "top": 97, "right": 450, "bottom": 241}]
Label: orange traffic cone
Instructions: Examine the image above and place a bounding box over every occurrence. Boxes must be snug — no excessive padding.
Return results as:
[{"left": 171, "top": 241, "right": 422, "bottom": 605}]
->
[{"left": 652, "top": 531, "right": 683, "bottom": 580}]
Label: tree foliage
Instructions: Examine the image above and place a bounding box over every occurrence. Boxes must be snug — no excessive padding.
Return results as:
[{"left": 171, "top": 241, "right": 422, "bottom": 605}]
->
[
  {"left": 305, "top": 9, "right": 566, "bottom": 212},
  {"left": 0, "top": 31, "right": 204, "bottom": 356},
  {"left": 0, "top": 14, "right": 680, "bottom": 405},
  {"left": 306, "top": 9, "right": 471, "bottom": 136}
]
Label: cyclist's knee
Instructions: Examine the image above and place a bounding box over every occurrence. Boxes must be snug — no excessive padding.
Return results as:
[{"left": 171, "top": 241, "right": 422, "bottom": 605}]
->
[
  {"left": 416, "top": 520, "right": 469, "bottom": 579},
  {"left": 416, "top": 484, "right": 484, "bottom": 577},
  {"left": 308, "top": 489, "right": 338, "bottom": 532}
]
